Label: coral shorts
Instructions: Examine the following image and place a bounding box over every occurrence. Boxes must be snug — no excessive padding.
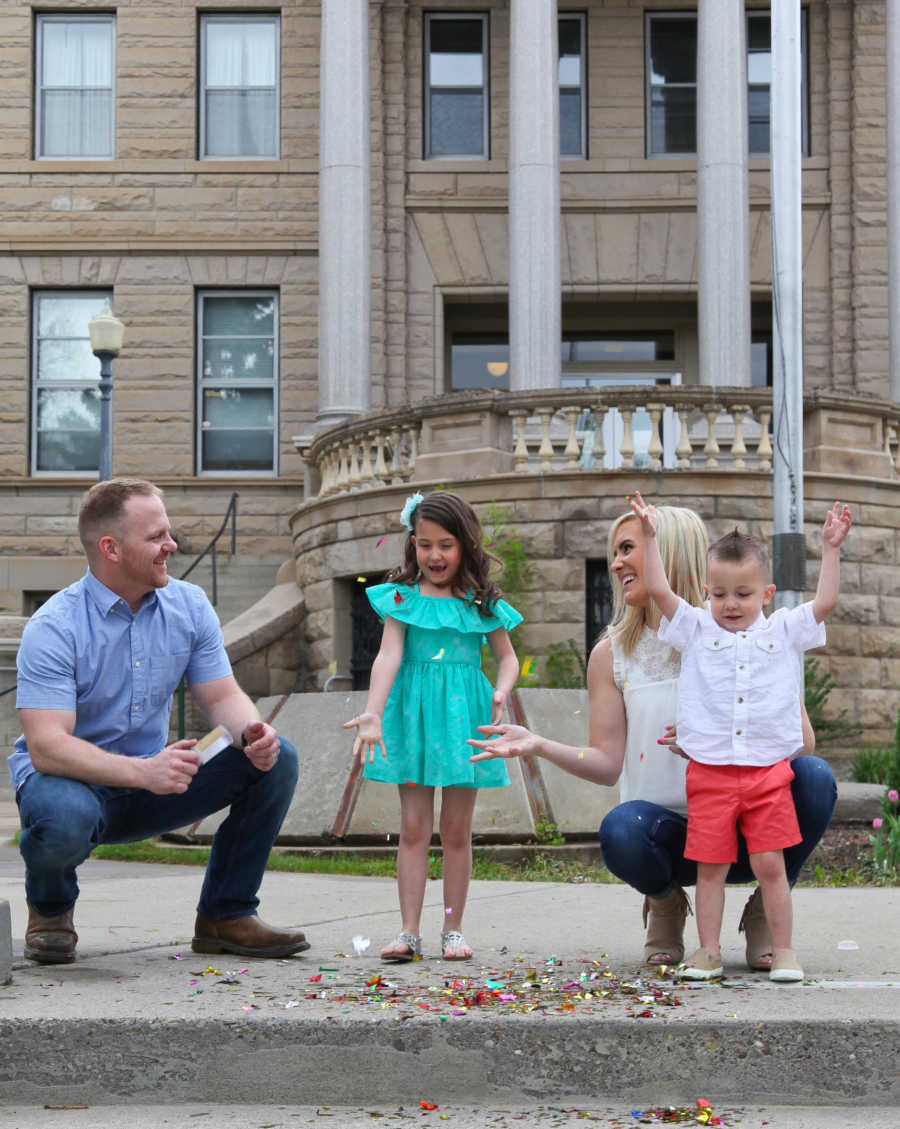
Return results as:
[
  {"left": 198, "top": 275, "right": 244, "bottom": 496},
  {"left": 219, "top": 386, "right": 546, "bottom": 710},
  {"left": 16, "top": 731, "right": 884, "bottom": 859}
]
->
[{"left": 684, "top": 758, "right": 802, "bottom": 864}]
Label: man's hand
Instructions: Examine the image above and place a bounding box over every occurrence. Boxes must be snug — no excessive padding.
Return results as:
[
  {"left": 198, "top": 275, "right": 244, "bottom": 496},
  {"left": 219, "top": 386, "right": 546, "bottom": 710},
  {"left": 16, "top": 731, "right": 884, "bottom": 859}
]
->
[
  {"left": 141, "top": 739, "right": 201, "bottom": 794},
  {"left": 241, "top": 720, "right": 282, "bottom": 772}
]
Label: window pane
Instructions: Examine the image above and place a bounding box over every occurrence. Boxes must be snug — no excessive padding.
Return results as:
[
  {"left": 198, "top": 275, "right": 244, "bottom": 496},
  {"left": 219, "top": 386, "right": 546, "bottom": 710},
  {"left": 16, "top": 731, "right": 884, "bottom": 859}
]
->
[
  {"left": 41, "top": 90, "right": 113, "bottom": 158},
  {"left": 450, "top": 342, "right": 509, "bottom": 390},
  {"left": 649, "top": 20, "right": 696, "bottom": 86},
  {"left": 429, "top": 18, "right": 483, "bottom": 86},
  {"left": 202, "top": 387, "right": 274, "bottom": 427},
  {"left": 203, "top": 295, "right": 276, "bottom": 336},
  {"left": 430, "top": 92, "right": 484, "bottom": 156},
  {"left": 563, "top": 335, "right": 675, "bottom": 363},
  {"left": 560, "top": 90, "right": 582, "bottom": 156},
  {"left": 206, "top": 21, "right": 277, "bottom": 87},
  {"left": 42, "top": 20, "right": 112, "bottom": 87},
  {"left": 748, "top": 87, "right": 771, "bottom": 154},
  {"left": 650, "top": 87, "right": 696, "bottom": 154},
  {"left": 35, "top": 387, "right": 101, "bottom": 472},
  {"left": 559, "top": 19, "right": 582, "bottom": 65},
  {"left": 38, "top": 337, "right": 101, "bottom": 382},
  {"left": 38, "top": 294, "right": 109, "bottom": 338},
  {"left": 202, "top": 337, "right": 275, "bottom": 383},
  {"left": 202, "top": 428, "right": 274, "bottom": 472},
  {"left": 205, "top": 90, "right": 276, "bottom": 157}
]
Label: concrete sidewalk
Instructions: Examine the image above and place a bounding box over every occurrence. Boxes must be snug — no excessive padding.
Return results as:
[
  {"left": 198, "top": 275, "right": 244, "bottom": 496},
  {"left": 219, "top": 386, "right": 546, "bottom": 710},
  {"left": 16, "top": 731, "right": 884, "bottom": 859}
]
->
[{"left": 1, "top": 841, "right": 898, "bottom": 1115}]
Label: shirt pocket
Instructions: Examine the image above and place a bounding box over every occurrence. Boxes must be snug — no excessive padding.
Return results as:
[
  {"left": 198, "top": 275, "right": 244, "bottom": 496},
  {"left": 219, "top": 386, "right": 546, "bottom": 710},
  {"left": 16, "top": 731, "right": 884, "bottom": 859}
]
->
[
  {"left": 754, "top": 635, "right": 782, "bottom": 657},
  {"left": 150, "top": 651, "right": 191, "bottom": 706},
  {"left": 702, "top": 632, "right": 736, "bottom": 654}
]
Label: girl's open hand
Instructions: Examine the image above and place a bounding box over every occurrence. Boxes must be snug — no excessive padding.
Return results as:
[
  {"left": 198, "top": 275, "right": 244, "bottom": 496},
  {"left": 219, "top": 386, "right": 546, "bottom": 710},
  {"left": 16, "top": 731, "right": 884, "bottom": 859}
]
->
[
  {"left": 490, "top": 690, "right": 508, "bottom": 726},
  {"left": 343, "top": 711, "right": 386, "bottom": 764},
  {"left": 468, "top": 723, "right": 538, "bottom": 762},
  {"left": 822, "top": 502, "right": 852, "bottom": 549},
  {"left": 627, "top": 490, "right": 657, "bottom": 537}
]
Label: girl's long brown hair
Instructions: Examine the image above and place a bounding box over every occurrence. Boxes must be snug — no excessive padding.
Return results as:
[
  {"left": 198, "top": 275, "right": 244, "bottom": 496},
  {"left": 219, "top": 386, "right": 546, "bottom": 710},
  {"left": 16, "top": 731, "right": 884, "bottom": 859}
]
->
[{"left": 390, "top": 491, "right": 503, "bottom": 615}]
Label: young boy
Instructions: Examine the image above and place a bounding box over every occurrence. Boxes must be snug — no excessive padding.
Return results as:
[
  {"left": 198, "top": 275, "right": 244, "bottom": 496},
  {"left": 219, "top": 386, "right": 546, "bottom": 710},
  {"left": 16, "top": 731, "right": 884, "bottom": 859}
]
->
[{"left": 628, "top": 491, "right": 853, "bottom": 982}]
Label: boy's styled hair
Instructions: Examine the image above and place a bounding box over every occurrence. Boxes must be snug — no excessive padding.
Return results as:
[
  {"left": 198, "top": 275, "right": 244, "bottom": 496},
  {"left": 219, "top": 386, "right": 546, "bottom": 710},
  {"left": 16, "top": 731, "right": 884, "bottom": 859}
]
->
[
  {"left": 391, "top": 491, "right": 503, "bottom": 614},
  {"left": 708, "top": 528, "right": 769, "bottom": 572},
  {"left": 605, "top": 504, "right": 709, "bottom": 656},
  {"left": 78, "top": 478, "right": 163, "bottom": 555}
]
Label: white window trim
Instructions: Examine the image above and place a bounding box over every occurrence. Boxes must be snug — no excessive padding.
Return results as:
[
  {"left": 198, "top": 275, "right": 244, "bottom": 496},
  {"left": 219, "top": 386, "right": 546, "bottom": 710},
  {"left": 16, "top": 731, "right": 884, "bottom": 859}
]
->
[
  {"left": 424, "top": 11, "right": 490, "bottom": 160},
  {"left": 196, "top": 290, "right": 279, "bottom": 477},
  {"left": 35, "top": 13, "right": 116, "bottom": 160},
  {"left": 644, "top": 8, "right": 809, "bottom": 160},
  {"left": 559, "top": 12, "right": 587, "bottom": 160},
  {"left": 199, "top": 13, "right": 281, "bottom": 161},
  {"left": 31, "top": 289, "right": 113, "bottom": 477}
]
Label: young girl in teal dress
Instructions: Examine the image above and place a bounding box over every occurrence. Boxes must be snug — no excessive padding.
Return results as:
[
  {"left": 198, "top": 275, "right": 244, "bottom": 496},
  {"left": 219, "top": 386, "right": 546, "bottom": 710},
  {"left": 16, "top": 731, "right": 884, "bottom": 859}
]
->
[{"left": 344, "top": 491, "right": 521, "bottom": 963}]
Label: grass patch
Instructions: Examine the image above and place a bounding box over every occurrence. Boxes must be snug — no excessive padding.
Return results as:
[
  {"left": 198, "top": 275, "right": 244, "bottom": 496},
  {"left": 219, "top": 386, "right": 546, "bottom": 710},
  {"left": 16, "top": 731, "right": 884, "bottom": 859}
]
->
[{"left": 89, "top": 839, "right": 617, "bottom": 883}]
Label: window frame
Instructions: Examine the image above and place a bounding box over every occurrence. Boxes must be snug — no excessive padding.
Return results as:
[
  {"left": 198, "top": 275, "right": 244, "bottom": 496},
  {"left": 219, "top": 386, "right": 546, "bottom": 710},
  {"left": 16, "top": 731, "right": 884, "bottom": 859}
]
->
[
  {"left": 199, "top": 12, "right": 281, "bottom": 161},
  {"left": 34, "top": 12, "right": 116, "bottom": 160},
  {"left": 30, "top": 289, "right": 114, "bottom": 477},
  {"left": 644, "top": 8, "right": 810, "bottom": 159},
  {"left": 196, "top": 289, "right": 280, "bottom": 477},
  {"left": 559, "top": 11, "right": 588, "bottom": 160},
  {"left": 423, "top": 11, "right": 490, "bottom": 160}
]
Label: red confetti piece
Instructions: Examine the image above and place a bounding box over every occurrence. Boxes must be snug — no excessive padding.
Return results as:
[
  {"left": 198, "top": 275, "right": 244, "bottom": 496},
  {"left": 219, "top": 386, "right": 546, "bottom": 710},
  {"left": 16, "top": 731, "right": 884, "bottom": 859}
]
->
[
  {"left": 394, "top": 591, "right": 404, "bottom": 604},
  {"left": 420, "top": 1101, "right": 438, "bottom": 1110},
  {"left": 309, "top": 974, "right": 322, "bottom": 983}
]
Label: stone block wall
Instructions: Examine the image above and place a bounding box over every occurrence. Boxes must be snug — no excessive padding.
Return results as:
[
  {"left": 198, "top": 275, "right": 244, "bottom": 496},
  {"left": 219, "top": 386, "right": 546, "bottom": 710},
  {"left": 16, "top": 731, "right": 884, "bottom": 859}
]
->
[{"left": 290, "top": 470, "right": 900, "bottom": 765}]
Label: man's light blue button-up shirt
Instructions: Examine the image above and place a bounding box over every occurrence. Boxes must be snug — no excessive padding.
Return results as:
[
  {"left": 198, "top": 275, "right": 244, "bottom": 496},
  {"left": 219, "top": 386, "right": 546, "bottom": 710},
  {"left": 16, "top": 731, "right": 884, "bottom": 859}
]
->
[{"left": 10, "top": 570, "right": 232, "bottom": 793}]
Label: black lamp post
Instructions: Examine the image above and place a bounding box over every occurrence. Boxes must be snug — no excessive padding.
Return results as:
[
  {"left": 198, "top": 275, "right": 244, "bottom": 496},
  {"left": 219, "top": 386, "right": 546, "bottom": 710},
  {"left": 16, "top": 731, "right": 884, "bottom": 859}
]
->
[{"left": 87, "top": 304, "right": 125, "bottom": 481}]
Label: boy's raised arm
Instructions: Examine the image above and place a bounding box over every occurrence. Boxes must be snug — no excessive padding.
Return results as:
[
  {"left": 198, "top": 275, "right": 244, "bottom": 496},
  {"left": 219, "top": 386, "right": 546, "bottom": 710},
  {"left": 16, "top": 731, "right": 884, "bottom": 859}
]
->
[
  {"left": 628, "top": 492, "right": 680, "bottom": 621},
  {"left": 812, "top": 502, "right": 853, "bottom": 623}
]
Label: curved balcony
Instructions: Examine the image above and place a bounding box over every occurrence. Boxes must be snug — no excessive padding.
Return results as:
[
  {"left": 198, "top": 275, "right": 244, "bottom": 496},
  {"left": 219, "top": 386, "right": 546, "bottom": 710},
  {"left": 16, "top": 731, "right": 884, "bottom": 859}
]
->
[{"left": 294, "top": 387, "right": 900, "bottom": 496}]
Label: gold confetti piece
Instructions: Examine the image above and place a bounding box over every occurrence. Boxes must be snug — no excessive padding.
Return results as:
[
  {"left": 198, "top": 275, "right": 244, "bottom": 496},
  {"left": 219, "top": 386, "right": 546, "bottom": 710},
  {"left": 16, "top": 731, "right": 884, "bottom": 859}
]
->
[
  {"left": 520, "top": 657, "right": 533, "bottom": 678},
  {"left": 328, "top": 660, "right": 337, "bottom": 676},
  {"left": 431, "top": 648, "right": 445, "bottom": 660},
  {"left": 357, "top": 576, "right": 367, "bottom": 583},
  {"left": 578, "top": 749, "right": 585, "bottom": 759}
]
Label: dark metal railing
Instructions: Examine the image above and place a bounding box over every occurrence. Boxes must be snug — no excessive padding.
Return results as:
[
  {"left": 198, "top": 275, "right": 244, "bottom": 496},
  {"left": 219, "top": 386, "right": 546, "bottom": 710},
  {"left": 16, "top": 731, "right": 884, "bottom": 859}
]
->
[{"left": 176, "top": 492, "right": 239, "bottom": 737}]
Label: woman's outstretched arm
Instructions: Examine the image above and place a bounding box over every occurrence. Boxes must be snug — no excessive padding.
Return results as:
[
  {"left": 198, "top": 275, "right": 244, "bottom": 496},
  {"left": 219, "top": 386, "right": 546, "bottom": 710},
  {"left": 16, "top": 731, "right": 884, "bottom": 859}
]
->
[{"left": 467, "top": 637, "right": 627, "bottom": 786}]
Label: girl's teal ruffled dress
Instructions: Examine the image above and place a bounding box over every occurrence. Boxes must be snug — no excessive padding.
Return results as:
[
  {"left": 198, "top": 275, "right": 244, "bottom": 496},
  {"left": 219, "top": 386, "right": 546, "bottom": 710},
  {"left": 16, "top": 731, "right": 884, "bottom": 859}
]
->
[{"left": 364, "top": 582, "right": 522, "bottom": 789}]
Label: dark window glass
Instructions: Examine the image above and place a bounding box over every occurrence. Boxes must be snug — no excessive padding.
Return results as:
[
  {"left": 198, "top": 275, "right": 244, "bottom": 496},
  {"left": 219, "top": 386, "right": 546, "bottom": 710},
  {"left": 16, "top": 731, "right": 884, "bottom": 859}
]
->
[
  {"left": 427, "top": 16, "right": 487, "bottom": 158},
  {"left": 450, "top": 339, "right": 509, "bottom": 390},
  {"left": 559, "top": 15, "right": 585, "bottom": 157}
]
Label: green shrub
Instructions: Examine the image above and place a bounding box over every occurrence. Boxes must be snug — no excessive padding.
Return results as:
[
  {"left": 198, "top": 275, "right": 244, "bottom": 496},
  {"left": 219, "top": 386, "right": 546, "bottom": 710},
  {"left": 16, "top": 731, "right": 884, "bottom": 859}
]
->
[
  {"left": 804, "top": 657, "right": 863, "bottom": 748},
  {"left": 850, "top": 708, "right": 900, "bottom": 792}
]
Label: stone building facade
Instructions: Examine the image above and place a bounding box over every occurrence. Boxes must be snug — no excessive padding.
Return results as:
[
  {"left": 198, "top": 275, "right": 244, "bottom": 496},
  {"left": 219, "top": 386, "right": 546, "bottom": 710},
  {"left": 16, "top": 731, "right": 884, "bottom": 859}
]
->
[{"left": 0, "top": 1, "right": 897, "bottom": 754}]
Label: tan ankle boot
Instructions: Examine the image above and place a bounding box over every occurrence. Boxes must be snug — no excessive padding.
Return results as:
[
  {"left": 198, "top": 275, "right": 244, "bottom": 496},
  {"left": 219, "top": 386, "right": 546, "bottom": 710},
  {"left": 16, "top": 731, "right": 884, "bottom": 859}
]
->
[
  {"left": 642, "top": 886, "right": 692, "bottom": 965},
  {"left": 25, "top": 902, "right": 78, "bottom": 964},
  {"left": 738, "top": 887, "right": 773, "bottom": 971}
]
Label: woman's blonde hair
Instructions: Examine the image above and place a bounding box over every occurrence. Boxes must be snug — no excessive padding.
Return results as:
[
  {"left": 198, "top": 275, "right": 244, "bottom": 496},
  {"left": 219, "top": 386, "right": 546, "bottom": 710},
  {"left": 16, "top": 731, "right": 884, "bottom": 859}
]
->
[{"left": 604, "top": 504, "right": 709, "bottom": 656}]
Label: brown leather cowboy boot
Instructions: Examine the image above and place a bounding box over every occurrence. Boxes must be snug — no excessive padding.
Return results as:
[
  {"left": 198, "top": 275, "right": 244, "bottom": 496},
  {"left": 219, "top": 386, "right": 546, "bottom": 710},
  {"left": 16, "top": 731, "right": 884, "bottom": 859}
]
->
[
  {"left": 25, "top": 902, "right": 78, "bottom": 964},
  {"left": 192, "top": 913, "right": 310, "bottom": 958}
]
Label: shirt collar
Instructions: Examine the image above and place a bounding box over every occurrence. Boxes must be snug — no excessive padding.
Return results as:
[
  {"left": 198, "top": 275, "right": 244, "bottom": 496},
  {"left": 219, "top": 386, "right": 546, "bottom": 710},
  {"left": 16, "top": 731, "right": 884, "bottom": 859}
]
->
[{"left": 84, "top": 569, "right": 158, "bottom": 618}]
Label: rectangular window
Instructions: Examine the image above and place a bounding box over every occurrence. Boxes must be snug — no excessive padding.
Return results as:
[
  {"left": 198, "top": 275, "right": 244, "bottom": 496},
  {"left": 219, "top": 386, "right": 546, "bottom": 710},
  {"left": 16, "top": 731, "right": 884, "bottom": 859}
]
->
[
  {"left": 198, "top": 292, "right": 278, "bottom": 474},
  {"left": 424, "top": 13, "right": 489, "bottom": 158},
  {"left": 35, "top": 14, "right": 115, "bottom": 158},
  {"left": 646, "top": 10, "right": 809, "bottom": 158},
  {"left": 200, "top": 14, "right": 279, "bottom": 159},
  {"left": 31, "top": 291, "right": 112, "bottom": 474},
  {"left": 559, "top": 14, "right": 587, "bottom": 158}
]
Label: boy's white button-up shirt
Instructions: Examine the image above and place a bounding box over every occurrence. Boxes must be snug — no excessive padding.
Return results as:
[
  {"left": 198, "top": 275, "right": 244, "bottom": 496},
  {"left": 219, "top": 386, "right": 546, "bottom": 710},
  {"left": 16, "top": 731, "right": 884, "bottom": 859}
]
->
[{"left": 657, "top": 598, "right": 825, "bottom": 767}]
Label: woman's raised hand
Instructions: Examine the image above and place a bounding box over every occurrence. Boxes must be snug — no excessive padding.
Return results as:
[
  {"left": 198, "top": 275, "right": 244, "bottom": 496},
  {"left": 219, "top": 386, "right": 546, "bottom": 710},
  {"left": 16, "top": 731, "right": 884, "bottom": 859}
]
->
[
  {"left": 343, "top": 711, "right": 387, "bottom": 764},
  {"left": 468, "top": 723, "right": 538, "bottom": 762}
]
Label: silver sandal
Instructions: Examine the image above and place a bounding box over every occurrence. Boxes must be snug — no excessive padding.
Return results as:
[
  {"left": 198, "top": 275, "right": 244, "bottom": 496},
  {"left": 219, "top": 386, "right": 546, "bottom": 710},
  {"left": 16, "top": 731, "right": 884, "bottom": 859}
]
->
[
  {"left": 441, "top": 930, "right": 473, "bottom": 961},
  {"left": 380, "top": 931, "right": 421, "bottom": 962}
]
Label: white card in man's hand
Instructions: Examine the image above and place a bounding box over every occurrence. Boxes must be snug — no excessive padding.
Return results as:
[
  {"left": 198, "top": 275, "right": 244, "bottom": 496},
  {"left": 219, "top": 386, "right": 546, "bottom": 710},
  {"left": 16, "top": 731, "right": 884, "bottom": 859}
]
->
[{"left": 195, "top": 725, "right": 234, "bottom": 764}]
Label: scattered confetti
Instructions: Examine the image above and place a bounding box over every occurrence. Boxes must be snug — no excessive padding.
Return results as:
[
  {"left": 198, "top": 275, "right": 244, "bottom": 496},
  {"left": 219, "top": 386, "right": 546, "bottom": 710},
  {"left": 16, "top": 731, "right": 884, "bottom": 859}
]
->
[
  {"left": 394, "top": 591, "right": 404, "bottom": 605},
  {"left": 578, "top": 749, "right": 585, "bottom": 759},
  {"left": 328, "top": 660, "right": 337, "bottom": 676},
  {"left": 420, "top": 1102, "right": 438, "bottom": 1111},
  {"left": 431, "top": 648, "right": 445, "bottom": 660},
  {"left": 356, "top": 576, "right": 367, "bottom": 583},
  {"left": 521, "top": 657, "right": 534, "bottom": 678},
  {"left": 377, "top": 537, "right": 387, "bottom": 547},
  {"left": 352, "top": 935, "right": 371, "bottom": 956}
]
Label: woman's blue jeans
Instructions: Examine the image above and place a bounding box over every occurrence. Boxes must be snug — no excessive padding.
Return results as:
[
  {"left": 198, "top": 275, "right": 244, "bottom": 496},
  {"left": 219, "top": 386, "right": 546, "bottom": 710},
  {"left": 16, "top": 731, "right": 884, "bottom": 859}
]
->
[
  {"left": 17, "top": 739, "right": 299, "bottom": 920},
  {"left": 598, "top": 754, "right": 837, "bottom": 896}
]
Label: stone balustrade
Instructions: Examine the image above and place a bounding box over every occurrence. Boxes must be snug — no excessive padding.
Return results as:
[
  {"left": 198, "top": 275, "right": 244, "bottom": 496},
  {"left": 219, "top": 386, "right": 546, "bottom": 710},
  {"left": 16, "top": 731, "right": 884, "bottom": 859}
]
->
[{"left": 294, "top": 387, "right": 899, "bottom": 499}]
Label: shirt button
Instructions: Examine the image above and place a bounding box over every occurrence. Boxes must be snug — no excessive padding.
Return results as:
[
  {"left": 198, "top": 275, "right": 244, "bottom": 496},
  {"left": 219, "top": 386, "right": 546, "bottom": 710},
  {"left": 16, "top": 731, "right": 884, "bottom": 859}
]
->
[
  {"left": 739, "top": 665, "right": 745, "bottom": 671},
  {"left": 738, "top": 696, "right": 744, "bottom": 703},
  {"left": 135, "top": 661, "right": 141, "bottom": 668},
  {"left": 735, "top": 728, "right": 742, "bottom": 735}
]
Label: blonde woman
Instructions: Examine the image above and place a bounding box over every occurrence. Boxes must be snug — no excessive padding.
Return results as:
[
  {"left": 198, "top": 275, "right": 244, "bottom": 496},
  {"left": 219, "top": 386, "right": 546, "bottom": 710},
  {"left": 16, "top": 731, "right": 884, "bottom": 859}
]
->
[{"left": 469, "top": 501, "right": 836, "bottom": 969}]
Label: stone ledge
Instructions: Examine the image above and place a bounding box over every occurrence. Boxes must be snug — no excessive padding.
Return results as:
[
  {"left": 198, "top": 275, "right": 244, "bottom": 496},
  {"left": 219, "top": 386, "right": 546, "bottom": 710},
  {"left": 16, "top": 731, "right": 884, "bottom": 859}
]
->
[{"left": 223, "top": 580, "right": 305, "bottom": 665}]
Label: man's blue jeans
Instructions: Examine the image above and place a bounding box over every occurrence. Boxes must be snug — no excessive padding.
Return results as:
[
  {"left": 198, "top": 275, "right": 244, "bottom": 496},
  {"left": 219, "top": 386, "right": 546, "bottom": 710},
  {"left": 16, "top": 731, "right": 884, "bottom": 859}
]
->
[
  {"left": 17, "top": 739, "right": 299, "bottom": 920},
  {"left": 598, "top": 754, "right": 837, "bottom": 896}
]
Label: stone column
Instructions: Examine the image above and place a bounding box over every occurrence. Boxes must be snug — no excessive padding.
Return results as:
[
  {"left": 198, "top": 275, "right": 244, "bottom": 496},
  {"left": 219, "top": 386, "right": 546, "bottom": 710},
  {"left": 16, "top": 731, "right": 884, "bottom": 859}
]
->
[
  {"left": 509, "top": 0, "right": 561, "bottom": 391},
  {"left": 697, "top": 0, "right": 751, "bottom": 386},
  {"left": 889, "top": 0, "right": 900, "bottom": 402},
  {"left": 317, "top": 0, "right": 371, "bottom": 425}
]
